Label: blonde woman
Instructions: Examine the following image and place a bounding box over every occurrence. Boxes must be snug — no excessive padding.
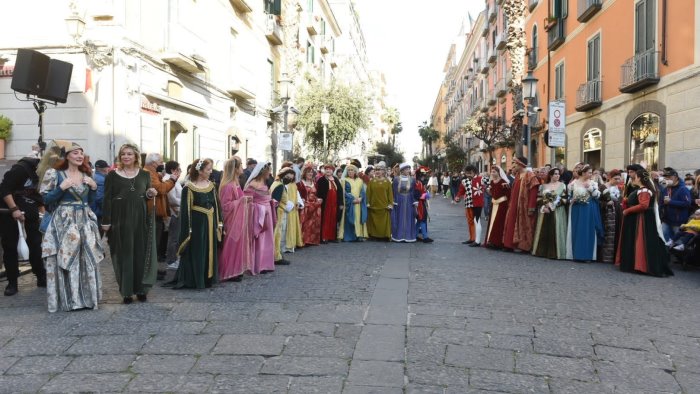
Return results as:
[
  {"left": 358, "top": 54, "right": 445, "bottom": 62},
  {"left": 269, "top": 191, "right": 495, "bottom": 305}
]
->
[{"left": 219, "top": 157, "right": 253, "bottom": 281}]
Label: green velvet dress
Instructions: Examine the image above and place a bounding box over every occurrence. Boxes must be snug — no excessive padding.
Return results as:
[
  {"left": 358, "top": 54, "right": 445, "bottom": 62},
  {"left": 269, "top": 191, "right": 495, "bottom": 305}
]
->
[
  {"left": 175, "top": 182, "right": 222, "bottom": 289},
  {"left": 102, "top": 170, "right": 158, "bottom": 297}
]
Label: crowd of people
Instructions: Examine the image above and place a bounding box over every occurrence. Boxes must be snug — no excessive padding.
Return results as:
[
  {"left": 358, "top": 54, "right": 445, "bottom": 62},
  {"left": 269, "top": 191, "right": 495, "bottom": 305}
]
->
[
  {"left": 430, "top": 158, "right": 700, "bottom": 278},
  {"left": 0, "top": 141, "right": 439, "bottom": 311}
]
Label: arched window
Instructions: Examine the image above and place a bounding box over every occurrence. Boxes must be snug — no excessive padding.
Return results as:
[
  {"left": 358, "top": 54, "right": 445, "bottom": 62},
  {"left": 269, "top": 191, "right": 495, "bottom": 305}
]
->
[
  {"left": 630, "top": 113, "right": 660, "bottom": 170},
  {"left": 501, "top": 154, "right": 507, "bottom": 164},
  {"left": 583, "top": 128, "right": 602, "bottom": 169},
  {"left": 531, "top": 26, "right": 538, "bottom": 66}
]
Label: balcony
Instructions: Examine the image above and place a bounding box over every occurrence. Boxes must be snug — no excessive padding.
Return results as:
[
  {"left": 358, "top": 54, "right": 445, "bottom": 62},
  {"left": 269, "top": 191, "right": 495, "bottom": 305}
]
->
[
  {"left": 482, "top": 25, "right": 489, "bottom": 37},
  {"left": 306, "top": 14, "right": 320, "bottom": 36},
  {"left": 577, "top": 0, "right": 602, "bottom": 23},
  {"left": 619, "top": 50, "right": 660, "bottom": 93},
  {"left": 478, "top": 97, "right": 489, "bottom": 112},
  {"left": 229, "top": 0, "right": 252, "bottom": 13},
  {"left": 496, "top": 32, "right": 507, "bottom": 50},
  {"left": 162, "top": 25, "right": 206, "bottom": 74},
  {"left": 528, "top": 0, "right": 539, "bottom": 12},
  {"left": 265, "top": 15, "right": 282, "bottom": 45},
  {"left": 506, "top": 70, "right": 514, "bottom": 87},
  {"left": 487, "top": 89, "right": 497, "bottom": 106},
  {"left": 480, "top": 59, "right": 490, "bottom": 74},
  {"left": 329, "top": 53, "right": 337, "bottom": 68},
  {"left": 319, "top": 35, "right": 331, "bottom": 54},
  {"left": 496, "top": 78, "right": 508, "bottom": 97},
  {"left": 226, "top": 67, "right": 256, "bottom": 100},
  {"left": 547, "top": 19, "right": 565, "bottom": 51},
  {"left": 575, "top": 79, "right": 602, "bottom": 111},
  {"left": 161, "top": 53, "right": 202, "bottom": 74},
  {"left": 488, "top": 48, "right": 497, "bottom": 64},
  {"left": 489, "top": 6, "right": 497, "bottom": 23}
]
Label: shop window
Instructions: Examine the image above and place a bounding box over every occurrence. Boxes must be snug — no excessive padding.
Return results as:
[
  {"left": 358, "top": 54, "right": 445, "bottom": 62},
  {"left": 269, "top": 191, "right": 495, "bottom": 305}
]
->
[
  {"left": 583, "top": 128, "right": 602, "bottom": 169},
  {"left": 630, "top": 112, "right": 660, "bottom": 170}
]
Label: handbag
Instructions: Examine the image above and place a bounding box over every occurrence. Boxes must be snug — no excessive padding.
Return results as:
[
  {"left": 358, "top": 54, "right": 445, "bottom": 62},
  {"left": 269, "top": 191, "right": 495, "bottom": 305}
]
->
[{"left": 17, "top": 221, "right": 30, "bottom": 261}]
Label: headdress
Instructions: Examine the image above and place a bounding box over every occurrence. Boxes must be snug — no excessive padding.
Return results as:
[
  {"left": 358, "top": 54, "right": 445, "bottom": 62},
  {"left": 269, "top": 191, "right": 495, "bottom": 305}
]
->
[
  {"left": 375, "top": 161, "right": 387, "bottom": 170},
  {"left": 277, "top": 167, "right": 295, "bottom": 178},
  {"left": 323, "top": 163, "right": 335, "bottom": 170},
  {"left": 342, "top": 164, "right": 358, "bottom": 179},
  {"left": 493, "top": 165, "right": 510, "bottom": 185},
  {"left": 244, "top": 160, "right": 270, "bottom": 189},
  {"left": 195, "top": 159, "right": 205, "bottom": 171},
  {"left": 513, "top": 157, "right": 528, "bottom": 168},
  {"left": 399, "top": 162, "right": 412, "bottom": 171}
]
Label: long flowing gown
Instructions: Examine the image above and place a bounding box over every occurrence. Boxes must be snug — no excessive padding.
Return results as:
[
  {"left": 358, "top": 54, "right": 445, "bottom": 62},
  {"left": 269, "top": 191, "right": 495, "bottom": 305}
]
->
[
  {"left": 245, "top": 184, "right": 276, "bottom": 274},
  {"left": 392, "top": 176, "right": 418, "bottom": 242},
  {"left": 566, "top": 180, "right": 604, "bottom": 261},
  {"left": 175, "top": 182, "right": 222, "bottom": 289},
  {"left": 41, "top": 169, "right": 104, "bottom": 312},
  {"left": 532, "top": 183, "right": 568, "bottom": 259},
  {"left": 502, "top": 171, "right": 540, "bottom": 251},
  {"left": 271, "top": 181, "right": 304, "bottom": 260},
  {"left": 600, "top": 185, "right": 621, "bottom": 263},
  {"left": 338, "top": 177, "right": 368, "bottom": 241},
  {"left": 616, "top": 188, "right": 673, "bottom": 277},
  {"left": 298, "top": 181, "right": 322, "bottom": 245},
  {"left": 219, "top": 182, "right": 253, "bottom": 280},
  {"left": 486, "top": 179, "right": 510, "bottom": 248},
  {"left": 102, "top": 169, "right": 157, "bottom": 298},
  {"left": 316, "top": 176, "right": 343, "bottom": 242},
  {"left": 366, "top": 177, "right": 393, "bottom": 239}
]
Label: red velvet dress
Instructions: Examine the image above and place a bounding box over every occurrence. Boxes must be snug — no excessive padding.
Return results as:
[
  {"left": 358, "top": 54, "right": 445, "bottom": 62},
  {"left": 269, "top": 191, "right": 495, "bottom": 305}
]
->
[
  {"left": 486, "top": 179, "right": 511, "bottom": 248},
  {"left": 502, "top": 172, "right": 540, "bottom": 251},
  {"left": 297, "top": 180, "right": 322, "bottom": 245},
  {"left": 316, "top": 176, "right": 342, "bottom": 242}
]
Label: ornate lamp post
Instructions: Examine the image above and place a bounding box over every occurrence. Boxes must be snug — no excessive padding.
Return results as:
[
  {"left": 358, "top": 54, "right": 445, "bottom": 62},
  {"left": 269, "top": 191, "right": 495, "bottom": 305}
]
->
[
  {"left": 522, "top": 71, "right": 539, "bottom": 165},
  {"left": 278, "top": 73, "right": 292, "bottom": 161},
  {"left": 321, "top": 106, "right": 330, "bottom": 162}
]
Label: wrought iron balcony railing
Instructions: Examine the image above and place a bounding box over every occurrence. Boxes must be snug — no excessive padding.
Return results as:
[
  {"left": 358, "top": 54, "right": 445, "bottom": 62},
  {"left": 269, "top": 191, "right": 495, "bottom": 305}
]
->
[
  {"left": 575, "top": 79, "right": 602, "bottom": 111},
  {"left": 619, "top": 50, "right": 660, "bottom": 93}
]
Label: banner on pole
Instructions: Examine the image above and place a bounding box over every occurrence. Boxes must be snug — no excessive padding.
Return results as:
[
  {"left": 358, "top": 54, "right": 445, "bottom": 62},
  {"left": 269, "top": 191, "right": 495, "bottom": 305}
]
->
[
  {"left": 548, "top": 101, "right": 566, "bottom": 147},
  {"left": 278, "top": 133, "right": 293, "bottom": 151}
]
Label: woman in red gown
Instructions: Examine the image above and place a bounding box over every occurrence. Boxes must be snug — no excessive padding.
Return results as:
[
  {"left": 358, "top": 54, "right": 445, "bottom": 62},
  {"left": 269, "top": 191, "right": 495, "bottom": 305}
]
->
[
  {"left": 485, "top": 166, "right": 511, "bottom": 249},
  {"left": 297, "top": 164, "right": 322, "bottom": 246},
  {"left": 315, "top": 164, "right": 343, "bottom": 243}
]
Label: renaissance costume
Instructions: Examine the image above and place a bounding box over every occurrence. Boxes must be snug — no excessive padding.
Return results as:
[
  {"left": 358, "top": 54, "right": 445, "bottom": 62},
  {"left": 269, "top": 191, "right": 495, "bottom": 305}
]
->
[
  {"left": 532, "top": 182, "right": 568, "bottom": 259},
  {"left": 502, "top": 161, "right": 540, "bottom": 252},
  {"left": 298, "top": 176, "right": 322, "bottom": 246},
  {"left": 565, "top": 180, "right": 604, "bottom": 261},
  {"left": 316, "top": 166, "right": 343, "bottom": 242},
  {"left": 600, "top": 184, "right": 622, "bottom": 263},
  {"left": 338, "top": 165, "right": 368, "bottom": 241},
  {"left": 485, "top": 173, "right": 511, "bottom": 249},
  {"left": 414, "top": 178, "right": 432, "bottom": 242},
  {"left": 244, "top": 180, "right": 276, "bottom": 274},
  {"left": 366, "top": 164, "right": 393, "bottom": 239},
  {"left": 457, "top": 173, "right": 484, "bottom": 244},
  {"left": 219, "top": 181, "right": 253, "bottom": 280},
  {"left": 391, "top": 163, "right": 419, "bottom": 242},
  {"left": 271, "top": 168, "right": 304, "bottom": 262}
]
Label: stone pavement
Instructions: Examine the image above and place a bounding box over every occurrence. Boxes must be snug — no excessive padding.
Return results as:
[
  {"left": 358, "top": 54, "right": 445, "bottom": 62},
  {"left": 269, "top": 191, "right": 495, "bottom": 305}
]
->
[{"left": 1, "top": 196, "right": 700, "bottom": 393}]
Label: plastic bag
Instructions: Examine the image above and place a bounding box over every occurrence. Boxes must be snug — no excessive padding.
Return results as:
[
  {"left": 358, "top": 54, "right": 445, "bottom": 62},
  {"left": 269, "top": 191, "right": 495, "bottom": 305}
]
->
[{"left": 17, "top": 221, "right": 30, "bottom": 261}]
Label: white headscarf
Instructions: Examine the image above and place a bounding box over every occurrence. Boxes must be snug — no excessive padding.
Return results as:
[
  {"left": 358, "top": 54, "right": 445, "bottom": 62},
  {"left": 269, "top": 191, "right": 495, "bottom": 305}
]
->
[
  {"left": 244, "top": 161, "right": 270, "bottom": 190},
  {"left": 494, "top": 165, "right": 511, "bottom": 185}
]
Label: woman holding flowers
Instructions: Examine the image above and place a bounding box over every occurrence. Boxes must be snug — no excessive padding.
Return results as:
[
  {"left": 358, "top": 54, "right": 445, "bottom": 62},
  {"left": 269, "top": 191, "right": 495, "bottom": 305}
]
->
[
  {"left": 566, "top": 165, "right": 604, "bottom": 262},
  {"left": 532, "top": 168, "right": 568, "bottom": 259}
]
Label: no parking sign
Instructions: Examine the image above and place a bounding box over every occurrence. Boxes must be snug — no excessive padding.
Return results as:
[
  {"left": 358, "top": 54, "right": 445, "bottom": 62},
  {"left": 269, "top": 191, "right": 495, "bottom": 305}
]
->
[{"left": 548, "top": 101, "right": 566, "bottom": 147}]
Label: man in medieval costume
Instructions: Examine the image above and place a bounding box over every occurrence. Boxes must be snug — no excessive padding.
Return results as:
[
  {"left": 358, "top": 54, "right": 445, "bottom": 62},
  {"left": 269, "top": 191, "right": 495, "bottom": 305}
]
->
[
  {"left": 456, "top": 165, "right": 484, "bottom": 247},
  {"left": 366, "top": 162, "right": 393, "bottom": 241},
  {"left": 316, "top": 163, "right": 343, "bottom": 243},
  {"left": 415, "top": 167, "right": 434, "bottom": 243},
  {"left": 271, "top": 167, "right": 303, "bottom": 265},
  {"left": 502, "top": 157, "right": 541, "bottom": 252}
]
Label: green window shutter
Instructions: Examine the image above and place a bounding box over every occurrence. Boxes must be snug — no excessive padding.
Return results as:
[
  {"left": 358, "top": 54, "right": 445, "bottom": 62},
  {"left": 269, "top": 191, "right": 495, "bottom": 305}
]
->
[{"left": 273, "top": 0, "right": 281, "bottom": 15}]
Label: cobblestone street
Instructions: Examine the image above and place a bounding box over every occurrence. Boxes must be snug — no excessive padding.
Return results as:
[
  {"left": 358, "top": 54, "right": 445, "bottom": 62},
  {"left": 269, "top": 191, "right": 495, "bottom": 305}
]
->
[{"left": 1, "top": 197, "right": 700, "bottom": 393}]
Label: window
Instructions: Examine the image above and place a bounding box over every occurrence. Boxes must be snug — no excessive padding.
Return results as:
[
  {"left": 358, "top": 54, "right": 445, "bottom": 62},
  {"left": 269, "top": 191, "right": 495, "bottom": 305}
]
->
[
  {"left": 531, "top": 26, "right": 538, "bottom": 66},
  {"left": 552, "top": 0, "right": 568, "bottom": 19},
  {"left": 307, "top": 41, "right": 315, "bottom": 64},
  {"left": 307, "top": 0, "right": 314, "bottom": 12},
  {"left": 265, "top": 0, "right": 281, "bottom": 15},
  {"left": 635, "top": 0, "right": 655, "bottom": 54},
  {"left": 229, "top": 28, "right": 237, "bottom": 74},
  {"left": 587, "top": 34, "right": 601, "bottom": 82},
  {"left": 630, "top": 113, "right": 660, "bottom": 170},
  {"left": 555, "top": 62, "right": 565, "bottom": 100}
]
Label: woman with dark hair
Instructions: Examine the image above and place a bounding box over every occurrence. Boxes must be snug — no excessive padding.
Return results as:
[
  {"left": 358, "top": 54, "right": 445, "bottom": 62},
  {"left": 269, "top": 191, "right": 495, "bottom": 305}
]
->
[
  {"left": 171, "top": 158, "right": 222, "bottom": 289},
  {"left": 565, "top": 165, "right": 604, "bottom": 262},
  {"left": 102, "top": 143, "right": 158, "bottom": 304},
  {"left": 40, "top": 142, "right": 104, "bottom": 312},
  {"left": 616, "top": 168, "right": 673, "bottom": 277},
  {"left": 244, "top": 161, "right": 276, "bottom": 274},
  {"left": 600, "top": 170, "right": 623, "bottom": 263},
  {"left": 298, "top": 164, "right": 322, "bottom": 246},
  {"left": 485, "top": 166, "right": 510, "bottom": 249},
  {"left": 532, "top": 168, "right": 567, "bottom": 259},
  {"left": 316, "top": 164, "right": 343, "bottom": 243}
]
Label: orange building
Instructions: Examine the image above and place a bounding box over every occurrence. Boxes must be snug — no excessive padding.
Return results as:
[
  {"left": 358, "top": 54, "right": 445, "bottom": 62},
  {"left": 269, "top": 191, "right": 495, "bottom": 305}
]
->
[{"left": 525, "top": 0, "right": 699, "bottom": 172}]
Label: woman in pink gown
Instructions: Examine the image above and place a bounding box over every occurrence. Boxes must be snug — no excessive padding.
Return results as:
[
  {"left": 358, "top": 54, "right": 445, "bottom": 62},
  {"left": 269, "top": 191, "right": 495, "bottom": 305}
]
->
[
  {"left": 243, "top": 162, "right": 276, "bottom": 274},
  {"left": 219, "top": 157, "right": 253, "bottom": 281}
]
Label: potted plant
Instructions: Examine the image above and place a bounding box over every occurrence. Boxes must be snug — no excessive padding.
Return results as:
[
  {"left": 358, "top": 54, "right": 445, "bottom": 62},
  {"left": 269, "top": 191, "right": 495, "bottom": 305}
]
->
[
  {"left": 544, "top": 15, "right": 558, "bottom": 31},
  {"left": 0, "top": 114, "right": 12, "bottom": 160}
]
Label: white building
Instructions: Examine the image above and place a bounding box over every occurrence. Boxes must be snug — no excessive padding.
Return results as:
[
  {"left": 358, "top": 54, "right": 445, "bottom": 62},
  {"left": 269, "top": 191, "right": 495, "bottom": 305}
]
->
[{"left": 0, "top": 0, "right": 287, "bottom": 169}]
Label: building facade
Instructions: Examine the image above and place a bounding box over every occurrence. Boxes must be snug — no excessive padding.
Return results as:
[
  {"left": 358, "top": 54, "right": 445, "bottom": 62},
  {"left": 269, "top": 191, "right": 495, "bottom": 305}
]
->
[{"left": 526, "top": 0, "right": 700, "bottom": 173}]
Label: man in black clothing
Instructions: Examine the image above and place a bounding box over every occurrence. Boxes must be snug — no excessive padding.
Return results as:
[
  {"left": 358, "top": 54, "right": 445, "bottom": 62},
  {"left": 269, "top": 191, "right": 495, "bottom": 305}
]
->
[
  {"left": 0, "top": 156, "right": 47, "bottom": 296},
  {"left": 239, "top": 158, "right": 257, "bottom": 186}
]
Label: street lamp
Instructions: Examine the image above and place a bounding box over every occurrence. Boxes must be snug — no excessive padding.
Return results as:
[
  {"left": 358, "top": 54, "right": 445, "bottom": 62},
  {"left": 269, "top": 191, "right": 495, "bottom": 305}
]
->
[
  {"left": 321, "top": 106, "right": 330, "bottom": 162},
  {"left": 278, "top": 73, "right": 293, "bottom": 161},
  {"left": 521, "top": 70, "right": 539, "bottom": 165}
]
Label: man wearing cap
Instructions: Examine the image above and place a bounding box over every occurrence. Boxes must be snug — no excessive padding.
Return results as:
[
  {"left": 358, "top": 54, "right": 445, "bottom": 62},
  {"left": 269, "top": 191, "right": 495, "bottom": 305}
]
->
[
  {"left": 271, "top": 167, "right": 303, "bottom": 264},
  {"left": 456, "top": 165, "right": 484, "bottom": 246},
  {"left": 502, "top": 157, "right": 541, "bottom": 252},
  {"left": 0, "top": 153, "right": 46, "bottom": 295},
  {"left": 660, "top": 167, "right": 691, "bottom": 241},
  {"left": 392, "top": 163, "right": 419, "bottom": 242},
  {"left": 92, "top": 159, "right": 111, "bottom": 232}
]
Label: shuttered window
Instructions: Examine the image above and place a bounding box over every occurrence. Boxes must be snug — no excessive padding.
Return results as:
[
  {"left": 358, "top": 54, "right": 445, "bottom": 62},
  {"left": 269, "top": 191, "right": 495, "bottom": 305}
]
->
[
  {"left": 265, "top": 0, "right": 281, "bottom": 15},
  {"left": 587, "top": 34, "right": 600, "bottom": 81},
  {"left": 635, "top": 0, "right": 655, "bottom": 53},
  {"left": 555, "top": 62, "right": 565, "bottom": 100}
]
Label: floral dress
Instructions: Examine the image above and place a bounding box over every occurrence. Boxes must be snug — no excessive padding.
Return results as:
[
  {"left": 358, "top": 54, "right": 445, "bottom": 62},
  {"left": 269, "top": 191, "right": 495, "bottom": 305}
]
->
[{"left": 41, "top": 169, "right": 104, "bottom": 312}]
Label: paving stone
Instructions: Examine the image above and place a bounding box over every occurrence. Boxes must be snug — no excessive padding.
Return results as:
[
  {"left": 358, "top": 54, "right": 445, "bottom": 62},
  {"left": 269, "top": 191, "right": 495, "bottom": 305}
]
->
[
  {"left": 406, "top": 342, "right": 446, "bottom": 365},
  {"left": 516, "top": 352, "right": 596, "bottom": 381},
  {"left": 0, "top": 374, "right": 51, "bottom": 393},
  {"left": 429, "top": 329, "right": 489, "bottom": 347},
  {"left": 0, "top": 336, "right": 77, "bottom": 356},
  {"left": 334, "top": 324, "right": 363, "bottom": 340},
  {"left": 366, "top": 305, "right": 407, "bottom": 325},
  {"left": 40, "top": 373, "right": 133, "bottom": 392},
  {"left": 375, "top": 277, "right": 409, "bottom": 292},
  {"left": 127, "top": 373, "right": 213, "bottom": 392},
  {"left": 284, "top": 336, "right": 355, "bottom": 358},
  {"left": 257, "top": 308, "right": 300, "bottom": 322},
  {"left": 131, "top": 354, "right": 197, "bottom": 373},
  {"left": 548, "top": 379, "right": 615, "bottom": 394},
  {"left": 170, "top": 303, "right": 212, "bottom": 321},
  {"left": 409, "top": 314, "right": 467, "bottom": 329},
  {"left": 140, "top": 334, "right": 220, "bottom": 355},
  {"left": 111, "top": 303, "right": 173, "bottom": 321},
  {"left": 192, "top": 355, "right": 264, "bottom": 374},
  {"left": 137, "top": 321, "right": 207, "bottom": 335},
  {"left": 347, "top": 360, "right": 404, "bottom": 388},
  {"left": 288, "top": 376, "right": 344, "bottom": 393},
  {"left": 595, "top": 361, "right": 681, "bottom": 392},
  {"left": 405, "top": 384, "right": 446, "bottom": 394},
  {"left": 445, "top": 345, "right": 514, "bottom": 371},
  {"left": 299, "top": 305, "right": 365, "bottom": 324},
  {"left": 202, "top": 320, "right": 276, "bottom": 335},
  {"left": 354, "top": 324, "right": 405, "bottom": 362},
  {"left": 65, "top": 355, "right": 136, "bottom": 373},
  {"left": 533, "top": 337, "right": 594, "bottom": 358},
  {"left": 65, "top": 335, "right": 149, "bottom": 355},
  {"left": 406, "top": 362, "right": 469, "bottom": 387},
  {"left": 0, "top": 357, "right": 18, "bottom": 374},
  {"left": 211, "top": 374, "right": 290, "bottom": 393},
  {"left": 591, "top": 331, "right": 655, "bottom": 351},
  {"left": 212, "top": 334, "right": 285, "bottom": 355},
  {"left": 69, "top": 321, "right": 143, "bottom": 336},
  {"left": 344, "top": 385, "right": 404, "bottom": 394},
  {"left": 469, "top": 369, "right": 549, "bottom": 393},
  {"left": 262, "top": 356, "right": 349, "bottom": 376},
  {"left": 488, "top": 334, "right": 533, "bottom": 352},
  {"left": 675, "top": 372, "right": 700, "bottom": 393},
  {"left": 273, "top": 322, "right": 337, "bottom": 337},
  {"left": 594, "top": 345, "right": 674, "bottom": 369},
  {"left": 5, "top": 355, "right": 72, "bottom": 375}
]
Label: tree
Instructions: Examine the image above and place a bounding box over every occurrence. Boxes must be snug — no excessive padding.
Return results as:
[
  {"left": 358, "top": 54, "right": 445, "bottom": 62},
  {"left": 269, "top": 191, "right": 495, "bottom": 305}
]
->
[
  {"left": 445, "top": 141, "right": 467, "bottom": 172},
  {"left": 463, "top": 114, "right": 510, "bottom": 166},
  {"left": 295, "top": 81, "right": 371, "bottom": 160},
  {"left": 503, "top": 0, "right": 528, "bottom": 157},
  {"left": 381, "top": 107, "right": 400, "bottom": 148},
  {"left": 374, "top": 141, "right": 405, "bottom": 168},
  {"left": 418, "top": 121, "right": 440, "bottom": 158}
]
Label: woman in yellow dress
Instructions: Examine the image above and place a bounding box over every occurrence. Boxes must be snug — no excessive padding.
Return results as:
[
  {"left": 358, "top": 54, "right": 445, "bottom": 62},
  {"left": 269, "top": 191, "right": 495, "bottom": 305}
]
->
[{"left": 338, "top": 164, "right": 368, "bottom": 242}]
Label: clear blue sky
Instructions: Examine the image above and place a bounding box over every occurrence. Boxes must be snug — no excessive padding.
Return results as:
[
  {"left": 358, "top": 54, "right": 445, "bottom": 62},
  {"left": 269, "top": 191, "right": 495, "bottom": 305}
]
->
[{"left": 353, "top": 0, "right": 486, "bottom": 158}]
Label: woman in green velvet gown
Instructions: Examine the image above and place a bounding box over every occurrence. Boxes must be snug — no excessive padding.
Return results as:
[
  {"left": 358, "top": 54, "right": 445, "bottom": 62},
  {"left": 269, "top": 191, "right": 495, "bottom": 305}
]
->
[
  {"left": 102, "top": 144, "right": 159, "bottom": 304},
  {"left": 172, "top": 159, "right": 223, "bottom": 289}
]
